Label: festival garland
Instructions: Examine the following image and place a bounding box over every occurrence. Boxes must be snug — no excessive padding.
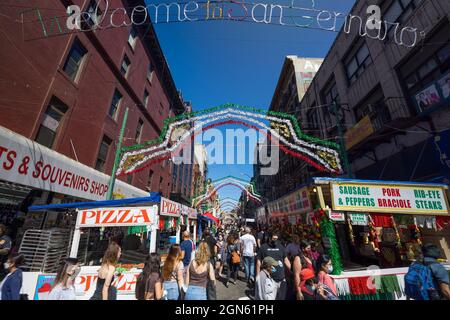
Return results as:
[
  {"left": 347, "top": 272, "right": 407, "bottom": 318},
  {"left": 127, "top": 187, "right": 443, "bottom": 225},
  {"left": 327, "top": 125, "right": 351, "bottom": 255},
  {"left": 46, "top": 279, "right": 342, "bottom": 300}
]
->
[
  {"left": 314, "top": 208, "right": 344, "bottom": 275},
  {"left": 116, "top": 105, "right": 343, "bottom": 176},
  {"left": 119, "top": 112, "right": 341, "bottom": 175}
]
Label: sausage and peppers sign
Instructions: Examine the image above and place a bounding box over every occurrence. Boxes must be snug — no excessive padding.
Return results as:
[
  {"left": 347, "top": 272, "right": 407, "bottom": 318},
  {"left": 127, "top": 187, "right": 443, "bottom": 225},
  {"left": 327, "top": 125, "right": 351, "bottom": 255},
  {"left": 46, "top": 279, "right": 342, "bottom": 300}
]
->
[
  {"left": 76, "top": 206, "right": 158, "bottom": 227},
  {"left": 331, "top": 183, "right": 450, "bottom": 215}
]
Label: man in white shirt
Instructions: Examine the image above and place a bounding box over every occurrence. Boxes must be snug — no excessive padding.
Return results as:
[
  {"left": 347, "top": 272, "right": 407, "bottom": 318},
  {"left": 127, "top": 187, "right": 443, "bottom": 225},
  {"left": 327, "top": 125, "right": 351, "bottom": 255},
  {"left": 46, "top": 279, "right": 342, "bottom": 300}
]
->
[{"left": 240, "top": 227, "right": 257, "bottom": 284}]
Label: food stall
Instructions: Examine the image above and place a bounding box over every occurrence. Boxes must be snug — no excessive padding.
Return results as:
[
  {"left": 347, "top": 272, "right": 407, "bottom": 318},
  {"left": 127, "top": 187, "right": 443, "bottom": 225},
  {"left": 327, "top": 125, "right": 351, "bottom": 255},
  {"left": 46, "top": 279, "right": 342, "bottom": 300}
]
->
[
  {"left": 157, "top": 197, "right": 182, "bottom": 256},
  {"left": 22, "top": 194, "right": 198, "bottom": 300},
  {"left": 309, "top": 177, "right": 450, "bottom": 300}
]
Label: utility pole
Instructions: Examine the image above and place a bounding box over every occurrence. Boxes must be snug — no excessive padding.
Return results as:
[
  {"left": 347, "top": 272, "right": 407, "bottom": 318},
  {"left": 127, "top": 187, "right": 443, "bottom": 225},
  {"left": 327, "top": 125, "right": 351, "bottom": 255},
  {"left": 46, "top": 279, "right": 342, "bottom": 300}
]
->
[
  {"left": 330, "top": 102, "right": 353, "bottom": 178},
  {"left": 107, "top": 107, "right": 129, "bottom": 200}
]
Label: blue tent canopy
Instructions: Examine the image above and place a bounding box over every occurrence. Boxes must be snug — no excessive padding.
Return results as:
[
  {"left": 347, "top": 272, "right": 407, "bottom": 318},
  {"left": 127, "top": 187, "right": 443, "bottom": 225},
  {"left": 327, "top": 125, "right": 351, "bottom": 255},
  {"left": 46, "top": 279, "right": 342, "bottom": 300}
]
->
[{"left": 28, "top": 192, "right": 161, "bottom": 211}]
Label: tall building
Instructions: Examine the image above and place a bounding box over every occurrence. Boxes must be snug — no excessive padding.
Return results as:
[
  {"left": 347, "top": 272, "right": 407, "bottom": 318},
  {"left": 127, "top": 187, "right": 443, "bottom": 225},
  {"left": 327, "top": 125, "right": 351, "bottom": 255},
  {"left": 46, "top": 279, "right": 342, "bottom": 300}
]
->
[
  {"left": 193, "top": 144, "right": 208, "bottom": 199},
  {"left": 255, "top": 56, "right": 323, "bottom": 201},
  {"left": 256, "top": 1, "right": 450, "bottom": 203},
  {"left": 0, "top": 0, "right": 185, "bottom": 241},
  {"left": 170, "top": 102, "right": 195, "bottom": 205},
  {"left": 300, "top": 0, "right": 450, "bottom": 184}
]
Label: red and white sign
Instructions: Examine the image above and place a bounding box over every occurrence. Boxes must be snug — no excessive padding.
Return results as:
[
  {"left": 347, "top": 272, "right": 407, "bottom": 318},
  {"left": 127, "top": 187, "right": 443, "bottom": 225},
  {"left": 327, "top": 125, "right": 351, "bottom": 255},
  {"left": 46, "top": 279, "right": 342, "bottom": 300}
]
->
[
  {"left": 160, "top": 197, "right": 181, "bottom": 217},
  {"left": 328, "top": 210, "right": 345, "bottom": 222},
  {"left": 76, "top": 206, "right": 158, "bottom": 227},
  {"left": 188, "top": 207, "right": 197, "bottom": 220},
  {"left": 0, "top": 126, "right": 147, "bottom": 200}
]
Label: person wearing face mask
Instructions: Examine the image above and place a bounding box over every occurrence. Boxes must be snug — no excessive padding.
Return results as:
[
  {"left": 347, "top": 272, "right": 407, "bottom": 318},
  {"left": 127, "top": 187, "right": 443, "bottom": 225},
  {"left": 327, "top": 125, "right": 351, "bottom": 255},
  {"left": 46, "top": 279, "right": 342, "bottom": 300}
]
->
[
  {"left": 256, "top": 232, "right": 290, "bottom": 300},
  {"left": 291, "top": 240, "right": 315, "bottom": 300},
  {"left": 255, "top": 257, "right": 278, "bottom": 300},
  {"left": 0, "top": 253, "right": 25, "bottom": 300},
  {"left": 48, "top": 258, "right": 81, "bottom": 300},
  {"left": 300, "top": 268, "right": 328, "bottom": 300},
  {"left": 316, "top": 255, "right": 338, "bottom": 298}
]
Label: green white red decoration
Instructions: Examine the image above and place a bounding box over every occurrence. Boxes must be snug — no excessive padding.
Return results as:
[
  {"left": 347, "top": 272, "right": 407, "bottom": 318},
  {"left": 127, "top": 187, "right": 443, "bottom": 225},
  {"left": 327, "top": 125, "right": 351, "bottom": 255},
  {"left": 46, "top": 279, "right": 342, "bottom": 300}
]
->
[{"left": 116, "top": 104, "right": 343, "bottom": 176}]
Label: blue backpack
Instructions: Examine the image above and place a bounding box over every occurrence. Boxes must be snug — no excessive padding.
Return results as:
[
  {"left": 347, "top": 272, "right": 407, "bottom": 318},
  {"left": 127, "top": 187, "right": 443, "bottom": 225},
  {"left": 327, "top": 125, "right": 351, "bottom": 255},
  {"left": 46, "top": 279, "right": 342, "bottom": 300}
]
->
[{"left": 404, "top": 262, "right": 439, "bottom": 300}]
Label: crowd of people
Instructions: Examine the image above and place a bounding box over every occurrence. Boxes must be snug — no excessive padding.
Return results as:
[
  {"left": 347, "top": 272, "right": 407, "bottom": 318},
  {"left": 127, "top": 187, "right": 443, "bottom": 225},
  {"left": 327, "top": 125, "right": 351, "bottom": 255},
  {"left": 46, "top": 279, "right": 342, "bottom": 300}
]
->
[{"left": 0, "top": 222, "right": 448, "bottom": 300}]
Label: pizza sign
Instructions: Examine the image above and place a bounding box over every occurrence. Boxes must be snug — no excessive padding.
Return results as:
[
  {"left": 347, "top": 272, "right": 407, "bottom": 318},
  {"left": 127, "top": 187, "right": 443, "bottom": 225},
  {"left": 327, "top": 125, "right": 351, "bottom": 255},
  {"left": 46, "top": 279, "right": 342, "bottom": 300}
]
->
[
  {"left": 160, "top": 197, "right": 181, "bottom": 217},
  {"left": 76, "top": 206, "right": 158, "bottom": 227}
]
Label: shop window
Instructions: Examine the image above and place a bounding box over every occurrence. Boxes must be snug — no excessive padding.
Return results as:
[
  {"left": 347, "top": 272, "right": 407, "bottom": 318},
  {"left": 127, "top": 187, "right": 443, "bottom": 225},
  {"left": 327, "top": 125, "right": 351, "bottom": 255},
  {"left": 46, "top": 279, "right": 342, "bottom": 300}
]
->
[
  {"left": 143, "top": 89, "right": 149, "bottom": 108},
  {"left": 108, "top": 89, "right": 122, "bottom": 119},
  {"left": 345, "top": 42, "right": 373, "bottom": 85},
  {"left": 35, "top": 97, "right": 68, "bottom": 148},
  {"left": 62, "top": 39, "right": 87, "bottom": 82},
  {"left": 402, "top": 42, "right": 450, "bottom": 112},
  {"left": 135, "top": 118, "right": 143, "bottom": 142},
  {"left": 120, "top": 54, "right": 130, "bottom": 77},
  {"left": 128, "top": 27, "right": 137, "bottom": 49},
  {"left": 95, "top": 135, "right": 112, "bottom": 172}
]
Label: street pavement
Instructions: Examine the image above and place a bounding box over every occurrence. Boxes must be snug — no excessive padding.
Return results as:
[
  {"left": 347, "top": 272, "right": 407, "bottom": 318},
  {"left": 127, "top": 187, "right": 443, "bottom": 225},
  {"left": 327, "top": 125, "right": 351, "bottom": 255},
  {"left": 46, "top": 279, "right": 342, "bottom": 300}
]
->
[{"left": 216, "top": 269, "right": 254, "bottom": 300}]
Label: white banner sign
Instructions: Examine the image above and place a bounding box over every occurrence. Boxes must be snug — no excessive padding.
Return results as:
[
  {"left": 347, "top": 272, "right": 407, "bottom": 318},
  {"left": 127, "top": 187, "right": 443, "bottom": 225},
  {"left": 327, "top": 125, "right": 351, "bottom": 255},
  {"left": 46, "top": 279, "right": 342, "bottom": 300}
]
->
[
  {"left": 76, "top": 206, "right": 158, "bottom": 227},
  {"left": 0, "top": 126, "right": 147, "bottom": 200},
  {"left": 160, "top": 197, "right": 181, "bottom": 217},
  {"left": 331, "top": 183, "right": 449, "bottom": 215}
]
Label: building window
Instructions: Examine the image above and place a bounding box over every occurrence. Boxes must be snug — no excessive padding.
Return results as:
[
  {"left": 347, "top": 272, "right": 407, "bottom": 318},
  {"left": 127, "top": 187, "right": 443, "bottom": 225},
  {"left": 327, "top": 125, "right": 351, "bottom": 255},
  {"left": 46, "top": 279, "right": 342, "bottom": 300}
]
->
[
  {"left": 143, "top": 89, "right": 149, "bottom": 108},
  {"left": 402, "top": 42, "right": 450, "bottom": 113},
  {"left": 135, "top": 119, "right": 143, "bottom": 142},
  {"left": 128, "top": 27, "right": 137, "bottom": 49},
  {"left": 159, "top": 177, "right": 163, "bottom": 189},
  {"left": 108, "top": 89, "right": 122, "bottom": 119},
  {"left": 345, "top": 42, "right": 372, "bottom": 84},
  {"left": 127, "top": 175, "right": 133, "bottom": 184},
  {"left": 95, "top": 135, "right": 112, "bottom": 172},
  {"left": 384, "top": 0, "right": 424, "bottom": 39},
  {"left": 403, "top": 44, "right": 450, "bottom": 93},
  {"left": 147, "top": 63, "right": 154, "bottom": 83},
  {"left": 63, "top": 39, "right": 87, "bottom": 82},
  {"left": 120, "top": 54, "right": 130, "bottom": 77},
  {"left": 35, "top": 97, "right": 68, "bottom": 148},
  {"left": 148, "top": 170, "right": 154, "bottom": 188},
  {"left": 85, "top": 0, "right": 102, "bottom": 29}
]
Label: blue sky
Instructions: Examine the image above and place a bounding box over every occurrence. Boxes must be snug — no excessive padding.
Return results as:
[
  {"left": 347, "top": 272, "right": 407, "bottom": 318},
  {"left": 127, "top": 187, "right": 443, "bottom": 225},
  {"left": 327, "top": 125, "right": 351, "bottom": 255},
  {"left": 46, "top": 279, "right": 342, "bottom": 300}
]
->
[{"left": 151, "top": 0, "right": 355, "bottom": 204}]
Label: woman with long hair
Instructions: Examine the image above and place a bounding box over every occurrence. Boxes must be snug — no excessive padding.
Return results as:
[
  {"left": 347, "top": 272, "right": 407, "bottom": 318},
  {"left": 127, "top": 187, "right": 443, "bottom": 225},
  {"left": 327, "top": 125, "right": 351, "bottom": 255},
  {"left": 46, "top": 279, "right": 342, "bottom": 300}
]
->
[
  {"left": 0, "top": 253, "right": 25, "bottom": 300},
  {"left": 161, "top": 244, "right": 184, "bottom": 300},
  {"left": 48, "top": 258, "right": 80, "bottom": 300},
  {"left": 316, "top": 255, "right": 338, "bottom": 299},
  {"left": 292, "top": 240, "right": 315, "bottom": 300},
  {"left": 135, "top": 253, "right": 162, "bottom": 300},
  {"left": 90, "top": 242, "right": 121, "bottom": 300},
  {"left": 225, "top": 233, "right": 240, "bottom": 287},
  {"left": 185, "top": 241, "right": 216, "bottom": 300}
]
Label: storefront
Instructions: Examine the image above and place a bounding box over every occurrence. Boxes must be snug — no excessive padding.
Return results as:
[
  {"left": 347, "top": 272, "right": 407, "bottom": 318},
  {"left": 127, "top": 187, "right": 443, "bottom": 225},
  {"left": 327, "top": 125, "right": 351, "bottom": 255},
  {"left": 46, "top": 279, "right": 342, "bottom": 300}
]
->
[
  {"left": 157, "top": 197, "right": 182, "bottom": 256},
  {"left": 311, "top": 177, "right": 450, "bottom": 269},
  {"left": 0, "top": 125, "right": 148, "bottom": 250},
  {"left": 266, "top": 186, "right": 312, "bottom": 225}
]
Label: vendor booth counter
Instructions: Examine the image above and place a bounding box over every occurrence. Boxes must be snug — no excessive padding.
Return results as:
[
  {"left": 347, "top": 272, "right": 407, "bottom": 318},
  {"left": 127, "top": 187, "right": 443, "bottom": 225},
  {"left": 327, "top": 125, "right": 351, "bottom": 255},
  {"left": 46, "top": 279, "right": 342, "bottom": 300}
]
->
[{"left": 24, "top": 194, "right": 199, "bottom": 300}]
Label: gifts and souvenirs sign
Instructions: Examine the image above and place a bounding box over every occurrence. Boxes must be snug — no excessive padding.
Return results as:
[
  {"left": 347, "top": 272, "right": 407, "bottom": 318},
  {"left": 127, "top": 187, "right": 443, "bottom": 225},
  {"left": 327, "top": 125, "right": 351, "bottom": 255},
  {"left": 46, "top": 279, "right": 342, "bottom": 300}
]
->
[{"left": 331, "top": 183, "right": 450, "bottom": 215}]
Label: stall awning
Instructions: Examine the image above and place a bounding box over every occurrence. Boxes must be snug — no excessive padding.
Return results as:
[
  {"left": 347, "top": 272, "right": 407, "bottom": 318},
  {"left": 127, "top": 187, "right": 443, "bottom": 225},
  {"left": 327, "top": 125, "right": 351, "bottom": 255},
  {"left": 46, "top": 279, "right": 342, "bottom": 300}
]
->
[
  {"left": 199, "top": 213, "right": 220, "bottom": 225},
  {"left": 28, "top": 192, "right": 161, "bottom": 211}
]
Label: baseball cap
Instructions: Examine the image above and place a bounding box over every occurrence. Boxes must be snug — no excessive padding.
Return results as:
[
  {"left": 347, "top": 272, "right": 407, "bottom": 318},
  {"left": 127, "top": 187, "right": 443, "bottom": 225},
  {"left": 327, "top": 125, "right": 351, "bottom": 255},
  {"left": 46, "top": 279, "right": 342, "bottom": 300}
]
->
[{"left": 262, "top": 256, "right": 278, "bottom": 268}]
